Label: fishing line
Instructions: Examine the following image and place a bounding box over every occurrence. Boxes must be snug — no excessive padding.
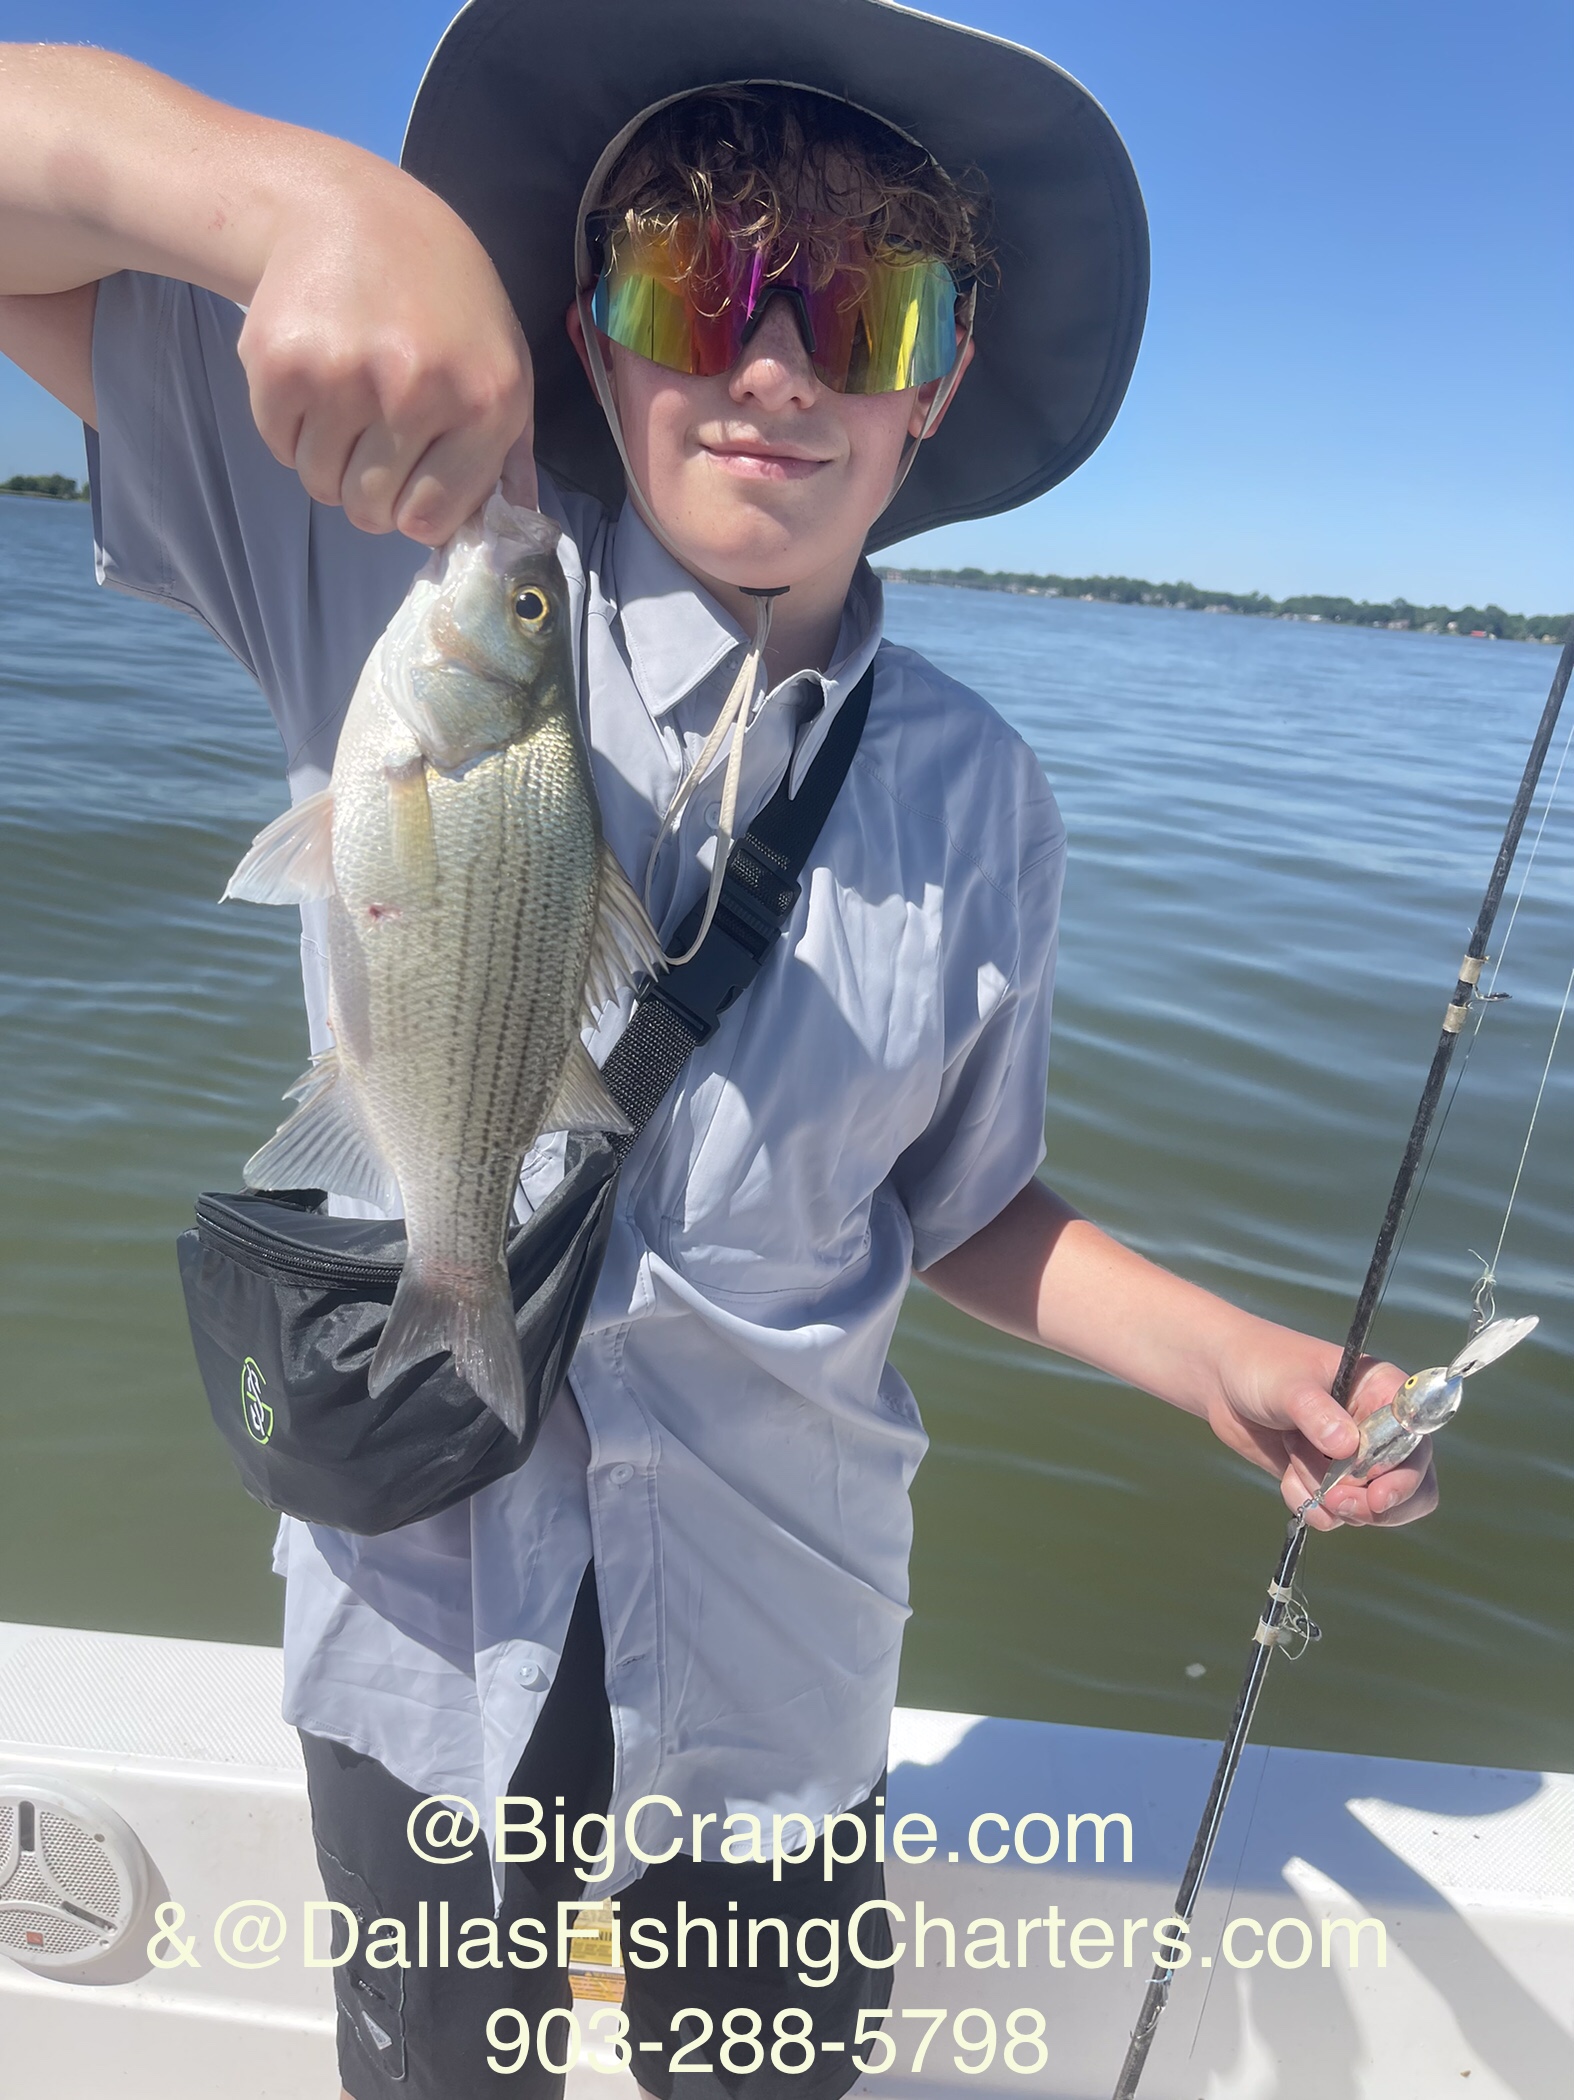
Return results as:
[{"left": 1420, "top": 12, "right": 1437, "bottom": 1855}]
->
[
  {"left": 1367, "top": 691, "right": 1574, "bottom": 1334},
  {"left": 1462, "top": 703, "right": 1574, "bottom": 1326},
  {"left": 1477, "top": 697, "right": 1574, "bottom": 999},
  {"left": 1184, "top": 1745, "right": 1272, "bottom": 2057},
  {"left": 1471, "top": 948, "right": 1574, "bottom": 1331}
]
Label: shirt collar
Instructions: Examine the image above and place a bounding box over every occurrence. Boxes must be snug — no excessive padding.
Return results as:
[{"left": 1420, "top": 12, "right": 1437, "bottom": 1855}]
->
[
  {"left": 785, "top": 560, "right": 883, "bottom": 795},
  {"left": 609, "top": 502, "right": 741, "bottom": 717},
  {"left": 607, "top": 501, "right": 884, "bottom": 788}
]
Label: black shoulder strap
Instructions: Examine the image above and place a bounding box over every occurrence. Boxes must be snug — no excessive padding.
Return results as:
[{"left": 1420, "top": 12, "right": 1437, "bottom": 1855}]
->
[{"left": 598, "top": 660, "right": 876, "bottom": 1158}]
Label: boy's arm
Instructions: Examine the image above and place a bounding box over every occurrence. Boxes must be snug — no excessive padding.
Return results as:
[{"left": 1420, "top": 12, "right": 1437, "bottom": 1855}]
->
[
  {"left": 0, "top": 43, "right": 531, "bottom": 539},
  {"left": 918, "top": 1177, "right": 1436, "bottom": 1534}
]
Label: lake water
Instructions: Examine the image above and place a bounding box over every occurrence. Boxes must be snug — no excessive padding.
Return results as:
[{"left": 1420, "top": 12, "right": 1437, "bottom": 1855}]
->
[{"left": 1, "top": 494, "right": 1569, "bottom": 1773}]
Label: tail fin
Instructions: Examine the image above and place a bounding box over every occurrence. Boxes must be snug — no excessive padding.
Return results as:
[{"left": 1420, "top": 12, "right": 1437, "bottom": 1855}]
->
[{"left": 369, "top": 1257, "right": 526, "bottom": 1435}]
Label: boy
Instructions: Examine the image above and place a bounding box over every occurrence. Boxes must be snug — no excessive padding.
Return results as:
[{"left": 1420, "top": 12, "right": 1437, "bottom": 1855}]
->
[{"left": 0, "top": 6, "right": 1433, "bottom": 2096}]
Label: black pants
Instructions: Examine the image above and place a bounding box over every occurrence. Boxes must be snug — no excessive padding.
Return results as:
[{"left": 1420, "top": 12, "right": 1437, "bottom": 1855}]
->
[{"left": 302, "top": 1567, "right": 892, "bottom": 2100}]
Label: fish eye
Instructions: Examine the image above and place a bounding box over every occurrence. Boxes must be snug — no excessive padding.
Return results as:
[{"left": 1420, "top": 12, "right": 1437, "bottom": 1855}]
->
[{"left": 512, "top": 586, "right": 551, "bottom": 630}]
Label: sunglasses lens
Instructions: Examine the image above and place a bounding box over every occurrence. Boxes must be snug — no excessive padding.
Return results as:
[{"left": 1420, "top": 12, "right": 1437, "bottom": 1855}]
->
[
  {"left": 591, "top": 227, "right": 748, "bottom": 375},
  {"left": 591, "top": 222, "right": 959, "bottom": 394},
  {"left": 810, "top": 256, "right": 959, "bottom": 392}
]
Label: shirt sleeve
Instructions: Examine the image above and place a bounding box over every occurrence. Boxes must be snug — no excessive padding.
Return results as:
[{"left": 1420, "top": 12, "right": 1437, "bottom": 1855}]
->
[
  {"left": 85, "top": 269, "right": 427, "bottom": 785},
  {"left": 891, "top": 771, "right": 1067, "bottom": 1273}
]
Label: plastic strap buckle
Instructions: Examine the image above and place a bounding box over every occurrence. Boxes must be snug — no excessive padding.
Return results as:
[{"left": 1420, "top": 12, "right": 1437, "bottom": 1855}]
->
[{"left": 651, "top": 841, "right": 802, "bottom": 1044}]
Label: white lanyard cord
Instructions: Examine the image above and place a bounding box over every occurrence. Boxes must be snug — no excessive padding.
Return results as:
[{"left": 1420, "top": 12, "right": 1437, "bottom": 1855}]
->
[{"left": 642, "top": 589, "right": 777, "bottom": 967}]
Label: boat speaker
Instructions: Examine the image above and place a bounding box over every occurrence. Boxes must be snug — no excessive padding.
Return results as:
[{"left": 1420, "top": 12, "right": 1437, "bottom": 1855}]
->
[{"left": 0, "top": 1777, "right": 150, "bottom": 1972}]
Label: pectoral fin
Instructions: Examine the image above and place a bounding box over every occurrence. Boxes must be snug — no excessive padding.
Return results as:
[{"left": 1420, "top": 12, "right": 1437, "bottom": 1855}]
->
[
  {"left": 384, "top": 754, "right": 437, "bottom": 908},
  {"left": 243, "top": 1049, "right": 399, "bottom": 1210},
  {"left": 224, "top": 787, "right": 336, "bottom": 904}
]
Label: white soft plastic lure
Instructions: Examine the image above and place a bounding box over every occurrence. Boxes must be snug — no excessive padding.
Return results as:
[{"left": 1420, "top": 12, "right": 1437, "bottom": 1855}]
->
[{"left": 1307, "top": 1314, "right": 1539, "bottom": 1511}]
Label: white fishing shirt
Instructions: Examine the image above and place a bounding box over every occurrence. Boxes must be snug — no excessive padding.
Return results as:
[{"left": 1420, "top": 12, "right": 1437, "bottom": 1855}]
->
[{"left": 87, "top": 271, "right": 1066, "bottom": 1893}]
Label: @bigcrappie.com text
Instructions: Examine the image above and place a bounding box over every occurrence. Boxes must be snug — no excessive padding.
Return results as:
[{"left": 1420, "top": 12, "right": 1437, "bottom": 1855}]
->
[{"left": 403, "top": 1789, "right": 1142, "bottom": 1879}]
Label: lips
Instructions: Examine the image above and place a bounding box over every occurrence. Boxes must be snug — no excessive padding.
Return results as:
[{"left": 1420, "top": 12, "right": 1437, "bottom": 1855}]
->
[{"left": 700, "top": 438, "right": 830, "bottom": 481}]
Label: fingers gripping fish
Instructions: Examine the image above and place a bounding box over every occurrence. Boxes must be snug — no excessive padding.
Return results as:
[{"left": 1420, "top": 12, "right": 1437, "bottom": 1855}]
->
[{"left": 223, "top": 496, "right": 660, "bottom": 1432}]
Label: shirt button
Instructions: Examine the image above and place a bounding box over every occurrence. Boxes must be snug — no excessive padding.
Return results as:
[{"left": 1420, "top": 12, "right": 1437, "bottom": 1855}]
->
[
  {"left": 704, "top": 802, "right": 721, "bottom": 827},
  {"left": 608, "top": 1463, "right": 635, "bottom": 1487},
  {"left": 518, "top": 1662, "right": 544, "bottom": 1688}
]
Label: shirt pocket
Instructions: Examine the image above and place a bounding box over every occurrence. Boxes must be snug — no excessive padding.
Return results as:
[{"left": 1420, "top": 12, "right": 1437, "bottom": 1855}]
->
[{"left": 656, "top": 878, "right": 941, "bottom": 1300}]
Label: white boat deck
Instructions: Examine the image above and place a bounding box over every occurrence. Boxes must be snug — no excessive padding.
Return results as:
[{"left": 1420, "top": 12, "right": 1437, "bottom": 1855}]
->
[{"left": 1, "top": 1618, "right": 1570, "bottom": 2098}]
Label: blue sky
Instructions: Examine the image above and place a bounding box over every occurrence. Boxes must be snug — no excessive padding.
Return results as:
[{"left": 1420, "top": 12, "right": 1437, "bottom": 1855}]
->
[{"left": 1, "top": 0, "right": 1569, "bottom": 607}]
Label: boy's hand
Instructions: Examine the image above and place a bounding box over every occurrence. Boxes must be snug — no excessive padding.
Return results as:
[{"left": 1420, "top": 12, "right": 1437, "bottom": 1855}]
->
[
  {"left": 0, "top": 48, "right": 534, "bottom": 544},
  {"left": 239, "top": 174, "right": 535, "bottom": 543},
  {"left": 1205, "top": 1333, "right": 1437, "bottom": 1533},
  {"left": 921, "top": 1180, "right": 1441, "bottom": 1530}
]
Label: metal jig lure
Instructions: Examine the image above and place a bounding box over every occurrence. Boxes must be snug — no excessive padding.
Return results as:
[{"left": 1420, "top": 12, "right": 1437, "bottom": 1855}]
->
[{"left": 1304, "top": 1313, "right": 1538, "bottom": 1513}]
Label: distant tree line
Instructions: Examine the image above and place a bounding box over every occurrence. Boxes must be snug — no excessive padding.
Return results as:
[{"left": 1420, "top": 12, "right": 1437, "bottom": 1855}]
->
[
  {"left": 1, "top": 473, "right": 88, "bottom": 500},
  {"left": 879, "top": 565, "right": 1571, "bottom": 646}
]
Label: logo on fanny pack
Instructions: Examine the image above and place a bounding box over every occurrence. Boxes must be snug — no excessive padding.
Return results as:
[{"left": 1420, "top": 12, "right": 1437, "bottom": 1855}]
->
[{"left": 241, "top": 1357, "right": 273, "bottom": 1445}]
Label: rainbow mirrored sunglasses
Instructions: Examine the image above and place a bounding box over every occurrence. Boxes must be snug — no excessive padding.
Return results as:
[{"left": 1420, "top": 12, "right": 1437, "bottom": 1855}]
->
[{"left": 588, "top": 213, "right": 967, "bottom": 395}]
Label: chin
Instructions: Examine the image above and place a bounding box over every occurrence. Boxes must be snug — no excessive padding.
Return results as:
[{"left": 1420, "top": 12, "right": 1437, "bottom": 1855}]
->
[
  {"left": 690, "top": 540, "right": 825, "bottom": 593},
  {"left": 658, "top": 492, "right": 858, "bottom": 591}
]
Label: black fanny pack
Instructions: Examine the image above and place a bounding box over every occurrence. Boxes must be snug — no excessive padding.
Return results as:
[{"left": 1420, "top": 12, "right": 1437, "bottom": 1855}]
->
[{"left": 178, "top": 663, "right": 874, "bottom": 1536}]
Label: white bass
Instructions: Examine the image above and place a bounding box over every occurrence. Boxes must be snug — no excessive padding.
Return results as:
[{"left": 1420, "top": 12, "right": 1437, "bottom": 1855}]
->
[{"left": 223, "top": 496, "right": 658, "bottom": 1432}]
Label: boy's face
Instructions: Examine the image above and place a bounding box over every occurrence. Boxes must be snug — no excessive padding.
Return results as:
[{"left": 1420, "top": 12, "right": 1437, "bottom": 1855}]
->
[{"left": 566, "top": 292, "right": 971, "bottom": 599}]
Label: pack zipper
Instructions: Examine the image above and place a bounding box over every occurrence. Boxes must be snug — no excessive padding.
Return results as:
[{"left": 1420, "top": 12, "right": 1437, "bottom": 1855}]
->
[{"left": 194, "top": 1195, "right": 405, "bottom": 1289}]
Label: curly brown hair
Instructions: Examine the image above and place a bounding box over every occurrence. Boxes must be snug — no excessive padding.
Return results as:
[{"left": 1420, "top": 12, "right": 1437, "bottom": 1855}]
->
[{"left": 593, "top": 84, "right": 991, "bottom": 295}]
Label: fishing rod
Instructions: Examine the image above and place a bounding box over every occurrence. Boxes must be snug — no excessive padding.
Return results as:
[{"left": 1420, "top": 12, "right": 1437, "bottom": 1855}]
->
[{"left": 1111, "top": 624, "right": 1574, "bottom": 2100}]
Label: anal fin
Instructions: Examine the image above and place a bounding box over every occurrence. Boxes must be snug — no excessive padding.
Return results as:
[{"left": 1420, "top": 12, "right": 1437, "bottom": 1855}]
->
[
  {"left": 542, "top": 1038, "right": 631, "bottom": 1137},
  {"left": 224, "top": 786, "right": 336, "bottom": 905},
  {"left": 243, "top": 1049, "right": 400, "bottom": 1210}
]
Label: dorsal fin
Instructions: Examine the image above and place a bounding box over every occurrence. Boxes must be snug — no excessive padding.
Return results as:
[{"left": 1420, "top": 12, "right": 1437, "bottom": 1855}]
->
[{"left": 582, "top": 844, "right": 663, "bottom": 1022}]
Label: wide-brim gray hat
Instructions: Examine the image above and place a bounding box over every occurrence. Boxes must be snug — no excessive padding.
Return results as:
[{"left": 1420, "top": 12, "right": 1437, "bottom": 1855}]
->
[{"left": 403, "top": 0, "right": 1148, "bottom": 552}]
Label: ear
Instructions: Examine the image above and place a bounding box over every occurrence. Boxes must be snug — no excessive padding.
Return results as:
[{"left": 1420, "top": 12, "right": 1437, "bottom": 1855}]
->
[
  {"left": 566, "top": 294, "right": 624, "bottom": 419},
  {"left": 908, "top": 329, "right": 976, "bottom": 441}
]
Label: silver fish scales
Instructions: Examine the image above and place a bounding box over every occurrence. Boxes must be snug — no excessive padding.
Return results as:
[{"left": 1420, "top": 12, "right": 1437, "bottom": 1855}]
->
[{"left": 224, "top": 495, "right": 659, "bottom": 1431}]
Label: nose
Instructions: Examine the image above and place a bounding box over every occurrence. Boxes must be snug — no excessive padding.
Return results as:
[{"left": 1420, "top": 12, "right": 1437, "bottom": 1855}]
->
[{"left": 728, "top": 294, "right": 820, "bottom": 409}]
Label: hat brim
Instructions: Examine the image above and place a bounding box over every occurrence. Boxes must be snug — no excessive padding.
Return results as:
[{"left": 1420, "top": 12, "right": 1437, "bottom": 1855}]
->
[{"left": 402, "top": 0, "right": 1149, "bottom": 551}]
